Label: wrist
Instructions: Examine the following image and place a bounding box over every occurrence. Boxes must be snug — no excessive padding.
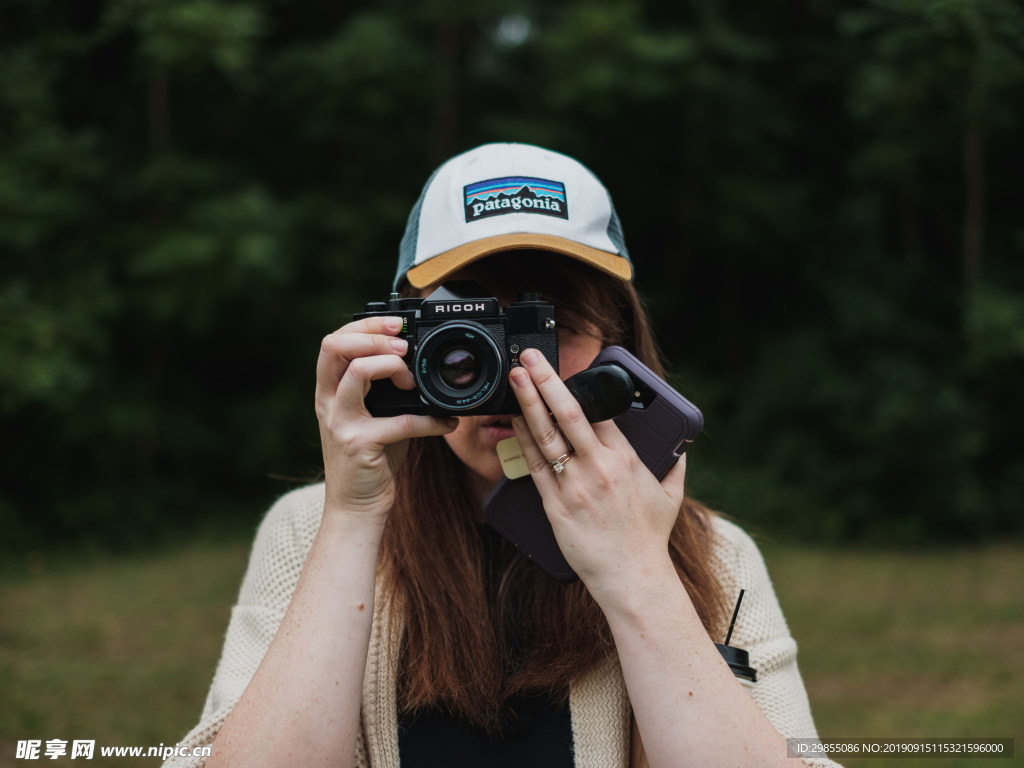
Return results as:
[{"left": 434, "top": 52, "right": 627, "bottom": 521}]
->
[
  {"left": 584, "top": 552, "right": 681, "bottom": 617},
  {"left": 320, "top": 503, "right": 388, "bottom": 542},
  {"left": 595, "top": 568, "right": 711, "bottom": 655}
]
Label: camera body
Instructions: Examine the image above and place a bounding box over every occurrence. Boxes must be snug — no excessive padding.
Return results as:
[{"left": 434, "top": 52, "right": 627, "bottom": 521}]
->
[{"left": 353, "top": 281, "right": 559, "bottom": 416}]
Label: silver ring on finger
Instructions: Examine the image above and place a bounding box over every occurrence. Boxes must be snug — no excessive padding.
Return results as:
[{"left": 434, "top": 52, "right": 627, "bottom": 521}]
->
[{"left": 548, "top": 452, "right": 574, "bottom": 475}]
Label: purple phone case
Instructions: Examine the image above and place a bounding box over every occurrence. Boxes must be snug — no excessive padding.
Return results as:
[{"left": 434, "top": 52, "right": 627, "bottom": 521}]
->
[{"left": 483, "top": 346, "right": 703, "bottom": 581}]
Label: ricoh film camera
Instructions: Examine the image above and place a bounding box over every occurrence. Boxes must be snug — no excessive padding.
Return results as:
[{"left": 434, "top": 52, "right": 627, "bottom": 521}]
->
[{"left": 353, "top": 282, "right": 559, "bottom": 417}]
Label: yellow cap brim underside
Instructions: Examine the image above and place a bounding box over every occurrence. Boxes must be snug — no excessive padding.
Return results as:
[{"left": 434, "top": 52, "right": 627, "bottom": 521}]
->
[{"left": 405, "top": 234, "right": 632, "bottom": 289}]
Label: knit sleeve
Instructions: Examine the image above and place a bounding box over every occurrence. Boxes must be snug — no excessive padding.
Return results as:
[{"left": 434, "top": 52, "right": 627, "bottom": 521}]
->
[
  {"left": 709, "top": 516, "right": 843, "bottom": 768},
  {"left": 162, "top": 483, "right": 327, "bottom": 768}
]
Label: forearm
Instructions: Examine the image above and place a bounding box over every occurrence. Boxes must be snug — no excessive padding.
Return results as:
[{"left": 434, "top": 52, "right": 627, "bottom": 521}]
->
[
  {"left": 597, "top": 560, "right": 791, "bottom": 768},
  {"left": 206, "top": 511, "right": 383, "bottom": 768}
]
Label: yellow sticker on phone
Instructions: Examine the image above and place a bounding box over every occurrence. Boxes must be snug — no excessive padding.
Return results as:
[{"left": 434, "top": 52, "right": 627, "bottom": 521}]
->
[{"left": 497, "top": 436, "right": 530, "bottom": 479}]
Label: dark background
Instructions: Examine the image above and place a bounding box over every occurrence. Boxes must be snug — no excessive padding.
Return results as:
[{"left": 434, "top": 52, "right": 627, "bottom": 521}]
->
[{"left": 2, "top": 0, "right": 1023, "bottom": 556}]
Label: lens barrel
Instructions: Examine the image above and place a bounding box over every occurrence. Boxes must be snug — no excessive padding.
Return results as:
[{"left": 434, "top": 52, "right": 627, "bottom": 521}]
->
[{"left": 414, "top": 322, "right": 506, "bottom": 411}]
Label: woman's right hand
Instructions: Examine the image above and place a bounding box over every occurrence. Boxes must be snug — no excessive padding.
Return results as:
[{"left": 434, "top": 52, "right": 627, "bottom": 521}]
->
[{"left": 315, "top": 315, "right": 458, "bottom": 523}]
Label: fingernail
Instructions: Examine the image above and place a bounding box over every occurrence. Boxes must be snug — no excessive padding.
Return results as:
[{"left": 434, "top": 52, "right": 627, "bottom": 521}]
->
[
  {"left": 521, "top": 349, "right": 540, "bottom": 365},
  {"left": 390, "top": 337, "right": 408, "bottom": 353},
  {"left": 386, "top": 317, "right": 404, "bottom": 332},
  {"left": 510, "top": 368, "right": 528, "bottom": 387}
]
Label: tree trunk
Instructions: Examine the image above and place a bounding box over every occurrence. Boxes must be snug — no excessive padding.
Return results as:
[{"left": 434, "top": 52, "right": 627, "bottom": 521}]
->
[{"left": 962, "top": 71, "right": 986, "bottom": 287}]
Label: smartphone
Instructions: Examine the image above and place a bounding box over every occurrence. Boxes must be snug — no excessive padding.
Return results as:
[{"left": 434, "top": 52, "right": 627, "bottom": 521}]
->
[{"left": 483, "top": 346, "right": 703, "bottom": 581}]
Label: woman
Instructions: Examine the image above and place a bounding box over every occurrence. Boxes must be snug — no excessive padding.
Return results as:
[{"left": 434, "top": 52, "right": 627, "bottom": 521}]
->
[{"left": 168, "top": 143, "right": 838, "bottom": 768}]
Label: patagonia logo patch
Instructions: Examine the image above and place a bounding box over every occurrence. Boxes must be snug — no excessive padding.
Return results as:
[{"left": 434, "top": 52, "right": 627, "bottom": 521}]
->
[{"left": 464, "top": 177, "right": 568, "bottom": 222}]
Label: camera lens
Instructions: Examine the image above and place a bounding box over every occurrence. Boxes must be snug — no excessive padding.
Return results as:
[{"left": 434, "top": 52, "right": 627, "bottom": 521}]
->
[
  {"left": 440, "top": 348, "right": 480, "bottom": 389},
  {"left": 415, "top": 322, "right": 506, "bottom": 412}
]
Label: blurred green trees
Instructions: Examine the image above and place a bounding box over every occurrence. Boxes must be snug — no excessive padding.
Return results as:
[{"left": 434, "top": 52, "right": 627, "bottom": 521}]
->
[{"left": 1, "top": 0, "right": 1022, "bottom": 552}]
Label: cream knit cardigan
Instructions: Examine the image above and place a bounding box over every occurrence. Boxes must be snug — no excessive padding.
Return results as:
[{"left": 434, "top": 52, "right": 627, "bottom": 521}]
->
[{"left": 165, "top": 483, "right": 840, "bottom": 768}]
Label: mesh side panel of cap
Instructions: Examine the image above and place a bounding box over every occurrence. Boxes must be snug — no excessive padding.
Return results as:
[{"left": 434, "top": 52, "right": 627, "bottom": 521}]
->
[
  {"left": 394, "top": 167, "right": 441, "bottom": 291},
  {"left": 605, "top": 198, "right": 630, "bottom": 262}
]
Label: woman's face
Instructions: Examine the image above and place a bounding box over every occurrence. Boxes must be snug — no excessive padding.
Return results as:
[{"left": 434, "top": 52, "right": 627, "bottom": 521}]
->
[{"left": 442, "top": 328, "right": 604, "bottom": 505}]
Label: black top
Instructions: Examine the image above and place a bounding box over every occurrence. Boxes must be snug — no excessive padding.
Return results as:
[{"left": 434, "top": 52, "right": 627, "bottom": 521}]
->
[
  {"left": 398, "top": 688, "right": 573, "bottom": 767},
  {"left": 397, "top": 526, "right": 574, "bottom": 767}
]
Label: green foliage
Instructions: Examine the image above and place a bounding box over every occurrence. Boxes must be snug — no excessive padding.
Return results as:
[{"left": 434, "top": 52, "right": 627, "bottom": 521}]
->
[
  {"left": 103, "top": 0, "right": 266, "bottom": 76},
  {"left": 1, "top": 0, "right": 1022, "bottom": 551},
  {"left": 707, "top": 262, "right": 1004, "bottom": 541}
]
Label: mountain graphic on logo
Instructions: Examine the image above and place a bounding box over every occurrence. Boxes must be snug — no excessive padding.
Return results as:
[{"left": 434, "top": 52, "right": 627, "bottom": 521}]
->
[{"left": 464, "top": 176, "right": 569, "bottom": 222}]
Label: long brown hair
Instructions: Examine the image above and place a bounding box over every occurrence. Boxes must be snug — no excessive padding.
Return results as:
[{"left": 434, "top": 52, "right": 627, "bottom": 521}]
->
[{"left": 381, "top": 251, "right": 727, "bottom": 731}]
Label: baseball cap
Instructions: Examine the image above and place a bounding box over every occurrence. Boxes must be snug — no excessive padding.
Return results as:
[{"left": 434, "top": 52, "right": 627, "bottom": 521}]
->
[{"left": 394, "top": 142, "right": 633, "bottom": 290}]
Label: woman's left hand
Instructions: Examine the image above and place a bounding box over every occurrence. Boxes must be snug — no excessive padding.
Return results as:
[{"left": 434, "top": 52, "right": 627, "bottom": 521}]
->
[{"left": 509, "top": 348, "right": 686, "bottom": 603}]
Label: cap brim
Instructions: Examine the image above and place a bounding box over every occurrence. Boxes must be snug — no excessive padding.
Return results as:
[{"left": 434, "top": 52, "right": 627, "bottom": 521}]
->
[{"left": 405, "top": 234, "right": 632, "bottom": 289}]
